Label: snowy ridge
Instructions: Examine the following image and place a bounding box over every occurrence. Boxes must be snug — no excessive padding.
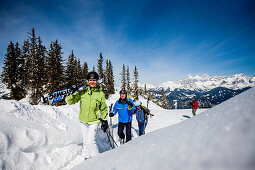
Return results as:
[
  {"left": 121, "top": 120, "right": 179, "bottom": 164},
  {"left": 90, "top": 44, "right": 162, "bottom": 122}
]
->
[
  {"left": 141, "top": 74, "right": 255, "bottom": 91},
  {"left": 73, "top": 87, "right": 255, "bottom": 170}
]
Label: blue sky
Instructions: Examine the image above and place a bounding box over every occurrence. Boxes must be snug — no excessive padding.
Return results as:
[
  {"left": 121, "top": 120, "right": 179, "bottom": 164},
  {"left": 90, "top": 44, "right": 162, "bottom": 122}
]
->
[{"left": 0, "top": 0, "right": 255, "bottom": 86}]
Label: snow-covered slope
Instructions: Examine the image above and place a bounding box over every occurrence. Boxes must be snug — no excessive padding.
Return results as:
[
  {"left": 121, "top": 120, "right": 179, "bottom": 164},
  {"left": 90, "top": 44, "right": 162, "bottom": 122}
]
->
[
  {"left": 0, "top": 83, "right": 9, "bottom": 99},
  {"left": 0, "top": 91, "right": 203, "bottom": 170},
  {"left": 141, "top": 74, "right": 255, "bottom": 91},
  {"left": 73, "top": 87, "right": 255, "bottom": 170}
]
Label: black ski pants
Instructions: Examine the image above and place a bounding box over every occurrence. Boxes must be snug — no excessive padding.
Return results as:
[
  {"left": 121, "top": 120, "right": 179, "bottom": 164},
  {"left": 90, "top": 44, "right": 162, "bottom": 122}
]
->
[{"left": 118, "top": 122, "right": 132, "bottom": 142}]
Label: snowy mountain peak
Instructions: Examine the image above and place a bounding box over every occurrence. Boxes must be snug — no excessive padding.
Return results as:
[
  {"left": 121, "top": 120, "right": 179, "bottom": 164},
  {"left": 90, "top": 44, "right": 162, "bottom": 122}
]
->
[
  {"left": 144, "top": 73, "right": 255, "bottom": 91},
  {"left": 186, "top": 73, "right": 210, "bottom": 80}
]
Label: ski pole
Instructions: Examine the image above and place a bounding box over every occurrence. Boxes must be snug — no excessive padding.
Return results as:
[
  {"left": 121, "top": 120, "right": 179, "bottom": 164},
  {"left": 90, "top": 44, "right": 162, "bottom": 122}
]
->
[
  {"left": 106, "top": 130, "right": 113, "bottom": 149},
  {"left": 106, "top": 129, "right": 119, "bottom": 148},
  {"left": 109, "top": 104, "right": 113, "bottom": 141}
]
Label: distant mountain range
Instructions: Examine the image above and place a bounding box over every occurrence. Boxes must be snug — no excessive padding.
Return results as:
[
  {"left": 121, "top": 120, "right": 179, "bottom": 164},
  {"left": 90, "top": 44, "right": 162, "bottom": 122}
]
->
[{"left": 141, "top": 74, "right": 255, "bottom": 109}]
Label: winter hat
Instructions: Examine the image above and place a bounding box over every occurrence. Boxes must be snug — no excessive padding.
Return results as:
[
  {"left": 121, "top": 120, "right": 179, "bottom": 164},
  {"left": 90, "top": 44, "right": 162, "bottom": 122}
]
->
[{"left": 135, "top": 100, "right": 142, "bottom": 107}]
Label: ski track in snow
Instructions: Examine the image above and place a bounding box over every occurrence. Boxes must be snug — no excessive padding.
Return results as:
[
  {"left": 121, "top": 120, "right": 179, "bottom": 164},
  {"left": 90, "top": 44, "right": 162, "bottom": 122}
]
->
[{"left": 0, "top": 90, "right": 205, "bottom": 170}]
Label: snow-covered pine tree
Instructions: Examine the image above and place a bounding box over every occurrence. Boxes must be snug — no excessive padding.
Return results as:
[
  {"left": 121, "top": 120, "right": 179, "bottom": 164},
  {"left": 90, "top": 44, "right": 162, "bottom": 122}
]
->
[
  {"left": 103, "top": 59, "right": 115, "bottom": 98},
  {"left": 108, "top": 60, "right": 114, "bottom": 94},
  {"left": 97, "top": 53, "right": 104, "bottom": 79},
  {"left": 82, "top": 61, "right": 88, "bottom": 84},
  {"left": 14, "top": 42, "right": 26, "bottom": 100},
  {"left": 16, "top": 40, "right": 29, "bottom": 99},
  {"left": 93, "top": 66, "right": 95, "bottom": 72},
  {"left": 46, "top": 40, "right": 65, "bottom": 95},
  {"left": 126, "top": 66, "right": 131, "bottom": 92},
  {"left": 104, "top": 59, "right": 110, "bottom": 98},
  {"left": 120, "top": 64, "right": 126, "bottom": 90},
  {"left": 1, "top": 41, "right": 18, "bottom": 99},
  {"left": 76, "top": 58, "right": 83, "bottom": 86},
  {"left": 27, "top": 27, "right": 37, "bottom": 87},
  {"left": 105, "top": 59, "right": 110, "bottom": 86},
  {"left": 65, "top": 50, "right": 76, "bottom": 87},
  {"left": 21, "top": 39, "right": 30, "bottom": 89},
  {"left": 37, "top": 36, "right": 47, "bottom": 92},
  {"left": 27, "top": 27, "right": 46, "bottom": 104},
  {"left": 73, "top": 58, "right": 78, "bottom": 86},
  {"left": 161, "top": 88, "right": 169, "bottom": 109},
  {"left": 133, "top": 65, "right": 139, "bottom": 100}
]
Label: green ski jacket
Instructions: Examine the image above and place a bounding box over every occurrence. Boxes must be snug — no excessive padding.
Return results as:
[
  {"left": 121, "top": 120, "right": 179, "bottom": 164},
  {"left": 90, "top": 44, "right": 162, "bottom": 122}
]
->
[{"left": 65, "top": 86, "right": 108, "bottom": 124}]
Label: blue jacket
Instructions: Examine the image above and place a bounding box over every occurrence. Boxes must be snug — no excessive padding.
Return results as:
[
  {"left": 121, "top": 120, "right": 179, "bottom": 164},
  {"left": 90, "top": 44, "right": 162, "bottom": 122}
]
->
[
  {"left": 135, "top": 108, "right": 146, "bottom": 123},
  {"left": 113, "top": 98, "right": 135, "bottom": 123}
]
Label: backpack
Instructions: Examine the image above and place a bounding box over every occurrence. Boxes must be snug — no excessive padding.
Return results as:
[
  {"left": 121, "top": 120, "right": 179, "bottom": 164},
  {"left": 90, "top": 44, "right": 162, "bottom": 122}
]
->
[{"left": 135, "top": 105, "right": 150, "bottom": 123}]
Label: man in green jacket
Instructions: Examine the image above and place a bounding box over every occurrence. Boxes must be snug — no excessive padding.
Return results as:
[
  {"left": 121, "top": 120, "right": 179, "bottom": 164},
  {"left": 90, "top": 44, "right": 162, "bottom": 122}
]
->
[{"left": 65, "top": 71, "right": 108, "bottom": 159}]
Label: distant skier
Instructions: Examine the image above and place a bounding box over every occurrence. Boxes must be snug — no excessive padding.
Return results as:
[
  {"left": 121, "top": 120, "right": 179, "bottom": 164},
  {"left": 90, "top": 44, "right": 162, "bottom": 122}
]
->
[
  {"left": 191, "top": 97, "right": 198, "bottom": 116},
  {"left": 65, "top": 72, "right": 108, "bottom": 159},
  {"left": 134, "top": 100, "right": 153, "bottom": 136},
  {"left": 110, "top": 89, "right": 135, "bottom": 144}
]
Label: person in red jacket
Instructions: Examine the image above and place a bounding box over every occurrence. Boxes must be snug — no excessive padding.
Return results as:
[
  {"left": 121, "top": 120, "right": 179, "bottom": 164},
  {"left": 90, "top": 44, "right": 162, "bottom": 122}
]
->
[{"left": 191, "top": 97, "right": 198, "bottom": 116}]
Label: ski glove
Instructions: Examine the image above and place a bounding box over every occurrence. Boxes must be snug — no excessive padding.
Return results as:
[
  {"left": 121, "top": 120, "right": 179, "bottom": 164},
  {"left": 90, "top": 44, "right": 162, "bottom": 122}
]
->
[
  {"left": 71, "top": 85, "right": 78, "bottom": 93},
  {"left": 99, "top": 118, "right": 108, "bottom": 132},
  {"left": 127, "top": 101, "right": 133, "bottom": 107},
  {"left": 109, "top": 112, "right": 114, "bottom": 117}
]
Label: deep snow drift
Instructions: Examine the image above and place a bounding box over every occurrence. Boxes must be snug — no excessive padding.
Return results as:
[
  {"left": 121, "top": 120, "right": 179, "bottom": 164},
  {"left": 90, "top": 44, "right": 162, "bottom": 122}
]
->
[
  {"left": 73, "top": 87, "right": 255, "bottom": 170},
  {"left": 0, "top": 89, "right": 204, "bottom": 170}
]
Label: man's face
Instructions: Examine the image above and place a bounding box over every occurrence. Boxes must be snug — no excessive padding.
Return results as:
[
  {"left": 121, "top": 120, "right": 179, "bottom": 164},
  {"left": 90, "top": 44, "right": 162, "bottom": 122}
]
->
[
  {"left": 88, "top": 79, "right": 97, "bottom": 88},
  {"left": 120, "top": 93, "right": 126, "bottom": 99}
]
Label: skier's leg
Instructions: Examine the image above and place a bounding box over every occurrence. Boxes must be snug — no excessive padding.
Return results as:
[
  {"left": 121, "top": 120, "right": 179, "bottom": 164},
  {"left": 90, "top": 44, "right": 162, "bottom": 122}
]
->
[
  {"left": 143, "top": 121, "right": 148, "bottom": 135},
  {"left": 86, "top": 123, "right": 99, "bottom": 157},
  {"left": 138, "top": 122, "right": 143, "bottom": 136},
  {"left": 192, "top": 109, "right": 196, "bottom": 116},
  {"left": 117, "top": 122, "right": 125, "bottom": 140},
  {"left": 80, "top": 122, "right": 90, "bottom": 159},
  {"left": 126, "top": 122, "right": 132, "bottom": 142}
]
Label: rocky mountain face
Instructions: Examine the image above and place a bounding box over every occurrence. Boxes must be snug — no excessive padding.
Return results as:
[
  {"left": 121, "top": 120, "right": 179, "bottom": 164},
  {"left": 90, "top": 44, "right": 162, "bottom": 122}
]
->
[{"left": 144, "top": 74, "right": 255, "bottom": 109}]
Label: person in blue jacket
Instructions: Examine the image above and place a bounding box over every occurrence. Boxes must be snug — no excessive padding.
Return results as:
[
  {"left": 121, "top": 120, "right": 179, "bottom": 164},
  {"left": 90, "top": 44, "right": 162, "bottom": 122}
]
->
[
  {"left": 109, "top": 89, "right": 135, "bottom": 144},
  {"left": 134, "top": 100, "right": 151, "bottom": 136}
]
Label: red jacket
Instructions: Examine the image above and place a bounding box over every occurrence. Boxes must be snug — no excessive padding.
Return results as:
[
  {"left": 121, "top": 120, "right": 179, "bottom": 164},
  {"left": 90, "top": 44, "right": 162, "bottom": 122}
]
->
[{"left": 192, "top": 100, "right": 198, "bottom": 109}]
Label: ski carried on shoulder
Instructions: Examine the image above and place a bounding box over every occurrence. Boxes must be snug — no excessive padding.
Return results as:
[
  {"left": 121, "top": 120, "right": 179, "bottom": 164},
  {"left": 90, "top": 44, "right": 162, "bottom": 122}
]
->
[
  {"left": 41, "top": 84, "right": 87, "bottom": 105},
  {"left": 41, "top": 78, "right": 105, "bottom": 105}
]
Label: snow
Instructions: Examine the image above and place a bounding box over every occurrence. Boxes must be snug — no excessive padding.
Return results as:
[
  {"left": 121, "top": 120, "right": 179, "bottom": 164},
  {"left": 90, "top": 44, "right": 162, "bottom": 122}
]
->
[
  {"left": 0, "top": 88, "right": 204, "bottom": 170},
  {"left": 0, "top": 83, "right": 9, "bottom": 98},
  {"left": 1, "top": 85, "right": 254, "bottom": 170},
  {"left": 73, "top": 87, "right": 255, "bottom": 170}
]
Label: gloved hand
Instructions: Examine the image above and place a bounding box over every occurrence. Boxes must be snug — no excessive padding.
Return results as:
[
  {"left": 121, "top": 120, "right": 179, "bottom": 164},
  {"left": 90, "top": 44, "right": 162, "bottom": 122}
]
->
[
  {"left": 99, "top": 118, "right": 108, "bottom": 132},
  {"left": 71, "top": 85, "right": 78, "bottom": 93},
  {"left": 127, "top": 101, "right": 133, "bottom": 107},
  {"left": 109, "top": 112, "right": 114, "bottom": 117}
]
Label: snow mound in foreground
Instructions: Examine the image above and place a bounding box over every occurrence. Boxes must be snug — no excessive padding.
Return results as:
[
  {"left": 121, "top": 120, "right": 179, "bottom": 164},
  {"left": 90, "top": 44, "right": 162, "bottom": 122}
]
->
[
  {"left": 73, "top": 87, "right": 255, "bottom": 170},
  {"left": 0, "top": 101, "right": 110, "bottom": 170}
]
